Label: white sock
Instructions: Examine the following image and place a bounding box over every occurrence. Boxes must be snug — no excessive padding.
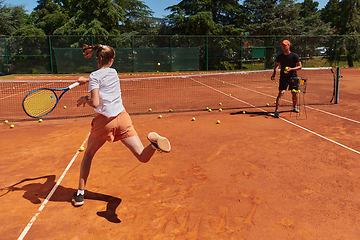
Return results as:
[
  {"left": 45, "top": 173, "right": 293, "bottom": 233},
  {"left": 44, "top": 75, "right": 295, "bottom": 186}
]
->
[{"left": 77, "top": 189, "right": 84, "bottom": 196}]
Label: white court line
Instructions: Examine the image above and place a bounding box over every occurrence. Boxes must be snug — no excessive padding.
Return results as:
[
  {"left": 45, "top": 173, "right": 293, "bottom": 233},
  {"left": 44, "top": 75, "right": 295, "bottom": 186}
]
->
[
  {"left": 191, "top": 77, "right": 360, "bottom": 156},
  {"left": 17, "top": 133, "right": 90, "bottom": 240},
  {"left": 209, "top": 76, "right": 360, "bottom": 125}
]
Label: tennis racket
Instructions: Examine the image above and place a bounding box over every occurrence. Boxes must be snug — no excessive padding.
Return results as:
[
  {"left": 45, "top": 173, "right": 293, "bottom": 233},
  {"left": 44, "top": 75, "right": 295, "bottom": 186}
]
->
[{"left": 22, "top": 82, "right": 80, "bottom": 118}]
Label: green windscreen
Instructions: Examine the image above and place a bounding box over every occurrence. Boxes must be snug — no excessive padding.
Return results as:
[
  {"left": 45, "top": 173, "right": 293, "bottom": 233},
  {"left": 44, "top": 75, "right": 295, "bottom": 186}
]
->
[{"left": 53, "top": 47, "right": 199, "bottom": 73}]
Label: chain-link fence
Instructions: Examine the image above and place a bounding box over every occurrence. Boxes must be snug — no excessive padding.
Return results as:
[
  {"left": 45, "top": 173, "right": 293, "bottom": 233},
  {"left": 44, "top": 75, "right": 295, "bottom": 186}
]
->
[{"left": 0, "top": 35, "right": 356, "bottom": 74}]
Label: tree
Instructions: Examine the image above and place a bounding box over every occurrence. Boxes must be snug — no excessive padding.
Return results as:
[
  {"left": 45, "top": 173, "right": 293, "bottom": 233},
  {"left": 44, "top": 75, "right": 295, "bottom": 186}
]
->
[
  {"left": 31, "top": 0, "right": 69, "bottom": 35},
  {"left": 164, "top": 0, "right": 247, "bottom": 35},
  {"left": 321, "top": 0, "right": 341, "bottom": 30},
  {"left": 52, "top": 0, "right": 125, "bottom": 35},
  {"left": 114, "top": 0, "right": 159, "bottom": 35},
  {"left": 0, "top": 0, "right": 29, "bottom": 35},
  {"left": 335, "top": 0, "right": 360, "bottom": 67},
  {"left": 299, "top": 0, "right": 319, "bottom": 18}
]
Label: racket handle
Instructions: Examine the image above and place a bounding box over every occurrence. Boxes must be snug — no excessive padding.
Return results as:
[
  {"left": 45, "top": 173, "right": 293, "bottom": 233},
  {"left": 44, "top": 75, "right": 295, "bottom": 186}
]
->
[{"left": 68, "top": 82, "right": 80, "bottom": 89}]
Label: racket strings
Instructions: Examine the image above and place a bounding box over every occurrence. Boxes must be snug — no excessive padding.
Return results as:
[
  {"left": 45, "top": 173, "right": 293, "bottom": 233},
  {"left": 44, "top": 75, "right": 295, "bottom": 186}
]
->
[{"left": 23, "top": 90, "right": 57, "bottom": 117}]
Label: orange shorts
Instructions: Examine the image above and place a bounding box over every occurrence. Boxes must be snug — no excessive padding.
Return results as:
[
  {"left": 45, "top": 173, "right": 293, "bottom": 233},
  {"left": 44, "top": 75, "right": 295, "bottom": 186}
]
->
[{"left": 90, "top": 110, "right": 137, "bottom": 142}]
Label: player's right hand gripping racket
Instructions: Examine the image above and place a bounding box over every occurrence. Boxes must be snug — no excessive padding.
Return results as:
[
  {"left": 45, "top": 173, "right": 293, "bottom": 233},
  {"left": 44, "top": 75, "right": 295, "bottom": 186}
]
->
[{"left": 22, "top": 82, "right": 80, "bottom": 118}]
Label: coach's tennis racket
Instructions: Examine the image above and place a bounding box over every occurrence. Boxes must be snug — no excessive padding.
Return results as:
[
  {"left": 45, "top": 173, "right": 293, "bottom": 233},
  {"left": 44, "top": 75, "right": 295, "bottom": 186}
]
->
[{"left": 22, "top": 82, "right": 80, "bottom": 118}]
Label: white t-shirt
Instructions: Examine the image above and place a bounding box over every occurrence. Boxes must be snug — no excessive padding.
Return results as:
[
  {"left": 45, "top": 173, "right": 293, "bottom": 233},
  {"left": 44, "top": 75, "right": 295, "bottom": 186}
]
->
[{"left": 88, "top": 68, "right": 125, "bottom": 118}]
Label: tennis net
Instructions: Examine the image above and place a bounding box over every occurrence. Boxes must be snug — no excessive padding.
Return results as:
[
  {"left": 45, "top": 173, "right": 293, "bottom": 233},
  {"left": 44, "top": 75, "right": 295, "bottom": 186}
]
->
[{"left": 0, "top": 67, "right": 335, "bottom": 121}]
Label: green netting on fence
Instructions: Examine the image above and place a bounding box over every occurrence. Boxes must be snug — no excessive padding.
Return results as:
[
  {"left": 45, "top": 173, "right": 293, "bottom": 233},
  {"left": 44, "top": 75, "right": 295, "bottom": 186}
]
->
[
  {"left": 52, "top": 47, "right": 199, "bottom": 73},
  {"left": 0, "top": 35, "right": 354, "bottom": 74}
]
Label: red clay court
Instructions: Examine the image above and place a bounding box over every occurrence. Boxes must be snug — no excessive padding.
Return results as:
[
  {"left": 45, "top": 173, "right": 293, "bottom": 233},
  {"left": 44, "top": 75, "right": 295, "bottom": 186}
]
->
[{"left": 1, "top": 68, "right": 360, "bottom": 239}]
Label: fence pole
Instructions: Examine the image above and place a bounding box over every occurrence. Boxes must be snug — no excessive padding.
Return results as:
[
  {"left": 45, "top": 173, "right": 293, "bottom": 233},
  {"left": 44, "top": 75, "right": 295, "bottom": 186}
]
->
[
  {"left": 132, "top": 35, "right": 134, "bottom": 72},
  {"left": 206, "top": 36, "right": 208, "bottom": 71},
  {"left": 48, "top": 36, "right": 54, "bottom": 73},
  {"left": 334, "top": 35, "right": 338, "bottom": 67},
  {"left": 170, "top": 35, "right": 172, "bottom": 72},
  {"left": 240, "top": 36, "right": 243, "bottom": 70},
  {"left": 305, "top": 36, "right": 307, "bottom": 68},
  {"left": 4, "top": 36, "right": 9, "bottom": 74}
]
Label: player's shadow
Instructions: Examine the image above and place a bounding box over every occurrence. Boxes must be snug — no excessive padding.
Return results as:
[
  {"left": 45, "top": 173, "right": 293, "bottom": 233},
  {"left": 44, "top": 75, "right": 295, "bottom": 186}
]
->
[
  {"left": 0, "top": 175, "right": 122, "bottom": 223},
  {"left": 231, "top": 109, "right": 293, "bottom": 117}
]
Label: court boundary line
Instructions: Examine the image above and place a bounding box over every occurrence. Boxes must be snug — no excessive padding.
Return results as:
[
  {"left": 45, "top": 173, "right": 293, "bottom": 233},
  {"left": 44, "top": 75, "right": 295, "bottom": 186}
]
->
[
  {"left": 17, "top": 132, "right": 90, "bottom": 240},
  {"left": 208, "top": 75, "right": 360, "bottom": 125},
  {"left": 190, "top": 77, "right": 360, "bottom": 156}
]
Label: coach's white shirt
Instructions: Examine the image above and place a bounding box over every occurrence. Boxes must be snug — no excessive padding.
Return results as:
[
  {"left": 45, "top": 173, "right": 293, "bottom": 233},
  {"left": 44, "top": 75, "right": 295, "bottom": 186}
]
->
[{"left": 88, "top": 68, "right": 125, "bottom": 118}]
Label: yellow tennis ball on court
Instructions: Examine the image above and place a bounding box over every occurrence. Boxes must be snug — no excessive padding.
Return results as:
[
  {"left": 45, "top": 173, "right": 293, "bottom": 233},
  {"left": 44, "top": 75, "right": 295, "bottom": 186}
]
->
[
  {"left": 79, "top": 146, "right": 85, "bottom": 151},
  {"left": 63, "top": 106, "right": 67, "bottom": 109},
  {"left": 4, "top": 120, "right": 8, "bottom": 124},
  {"left": 206, "top": 107, "right": 209, "bottom": 110},
  {"left": 219, "top": 102, "right": 222, "bottom": 106},
  {"left": 148, "top": 108, "right": 152, "bottom": 112},
  {"left": 216, "top": 120, "right": 221, "bottom": 124},
  {"left": 192, "top": 117, "right": 196, "bottom": 121},
  {"left": 169, "top": 109, "right": 173, "bottom": 112},
  {"left": 229, "top": 94, "right": 232, "bottom": 96},
  {"left": 10, "top": 124, "right": 14, "bottom": 128},
  {"left": 242, "top": 111, "right": 246, "bottom": 114},
  {"left": 266, "top": 103, "right": 269, "bottom": 106},
  {"left": 219, "top": 108, "right": 222, "bottom": 112},
  {"left": 158, "top": 115, "right": 162, "bottom": 118},
  {"left": 274, "top": 101, "right": 277, "bottom": 104},
  {"left": 38, "top": 119, "right": 43, "bottom": 122},
  {"left": 208, "top": 109, "right": 212, "bottom": 112}
]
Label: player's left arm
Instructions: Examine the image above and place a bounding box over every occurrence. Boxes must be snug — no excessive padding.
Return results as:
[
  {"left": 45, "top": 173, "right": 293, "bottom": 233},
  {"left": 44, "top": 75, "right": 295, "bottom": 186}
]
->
[{"left": 287, "top": 61, "right": 302, "bottom": 72}]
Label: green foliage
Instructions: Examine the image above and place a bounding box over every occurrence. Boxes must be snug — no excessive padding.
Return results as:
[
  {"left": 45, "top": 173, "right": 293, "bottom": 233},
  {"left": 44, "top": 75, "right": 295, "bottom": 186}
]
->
[
  {"left": 0, "top": 0, "right": 29, "bottom": 35},
  {"left": 164, "top": 0, "right": 246, "bottom": 35}
]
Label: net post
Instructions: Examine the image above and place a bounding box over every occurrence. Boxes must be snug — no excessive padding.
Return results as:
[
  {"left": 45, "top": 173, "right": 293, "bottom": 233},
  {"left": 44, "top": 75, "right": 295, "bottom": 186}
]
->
[{"left": 335, "top": 67, "right": 342, "bottom": 104}]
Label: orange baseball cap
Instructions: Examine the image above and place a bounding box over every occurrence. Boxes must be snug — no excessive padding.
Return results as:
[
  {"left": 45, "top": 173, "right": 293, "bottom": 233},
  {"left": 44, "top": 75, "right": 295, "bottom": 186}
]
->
[{"left": 281, "top": 40, "right": 291, "bottom": 46}]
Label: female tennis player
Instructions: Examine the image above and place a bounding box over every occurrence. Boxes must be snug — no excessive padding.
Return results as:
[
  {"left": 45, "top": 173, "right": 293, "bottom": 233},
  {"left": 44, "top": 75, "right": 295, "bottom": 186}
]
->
[{"left": 72, "top": 44, "right": 171, "bottom": 207}]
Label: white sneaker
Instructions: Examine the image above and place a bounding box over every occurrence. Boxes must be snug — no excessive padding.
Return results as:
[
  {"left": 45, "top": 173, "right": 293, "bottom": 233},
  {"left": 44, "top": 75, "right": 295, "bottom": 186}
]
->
[{"left": 147, "top": 132, "right": 171, "bottom": 153}]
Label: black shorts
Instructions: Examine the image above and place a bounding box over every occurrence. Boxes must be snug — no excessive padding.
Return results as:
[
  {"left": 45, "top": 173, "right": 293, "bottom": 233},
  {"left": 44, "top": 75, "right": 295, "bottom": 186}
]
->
[{"left": 279, "top": 77, "right": 299, "bottom": 91}]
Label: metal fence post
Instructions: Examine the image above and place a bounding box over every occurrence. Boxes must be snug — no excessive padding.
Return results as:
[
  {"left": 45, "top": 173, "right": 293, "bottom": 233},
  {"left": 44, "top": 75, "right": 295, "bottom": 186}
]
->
[
  {"left": 48, "top": 36, "right": 54, "bottom": 73},
  {"left": 4, "top": 36, "right": 9, "bottom": 74}
]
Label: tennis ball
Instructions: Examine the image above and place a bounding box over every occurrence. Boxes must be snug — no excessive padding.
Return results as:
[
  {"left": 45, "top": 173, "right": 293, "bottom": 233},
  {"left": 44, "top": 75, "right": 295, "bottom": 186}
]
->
[
  {"left": 157, "top": 63, "right": 160, "bottom": 66},
  {"left": 12, "top": 87, "right": 15, "bottom": 90},
  {"left": 216, "top": 120, "right": 221, "bottom": 124},
  {"left": 292, "top": 89, "right": 296, "bottom": 93},
  {"left": 158, "top": 115, "right": 162, "bottom": 118},
  {"left": 208, "top": 109, "right": 212, "bottom": 112},
  {"left": 192, "top": 117, "right": 196, "bottom": 121},
  {"left": 242, "top": 111, "right": 246, "bottom": 114},
  {"left": 274, "top": 101, "right": 277, "bottom": 104},
  {"left": 285, "top": 67, "right": 289, "bottom": 70},
  {"left": 222, "top": 81, "right": 225, "bottom": 84},
  {"left": 169, "top": 109, "right": 172, "bottom": 112},
  {"left": 219, "top": 102, "right": 222, "bottom": 106},
  {"left": 219, "top": 108, "right": 222, "bottom": 112},
  {"left": 266, "top": 103, "right": 269, "bottom": 106},
  {"left": 38, "top": 119, "right": 43, "bottom": 122},
  {"left": 206, "top": 107, "right": 209, "bottom": 110},
  {"left": 298, "top": 90, "right": 301, "bottom": 93},
  {"left": 229, "top": 94, "right": 232, "bottom": 96},
  {"left": 4, "top": 120, "right": 8, "bottom": 124},
  {"left": 79, "top": 146, "right": 85, "bottom": 151},
  {"left": 149, "top": 108, "right": 152, "bottom": 112},
  {"left": 10, "top": 124, "right": 14, "bottom": 128},
  {"left": 284, "top": 70, "right": 288, "bottom": 74},
  {"left": 63, "top": 106, "right": 67, "bottom": 109}
]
